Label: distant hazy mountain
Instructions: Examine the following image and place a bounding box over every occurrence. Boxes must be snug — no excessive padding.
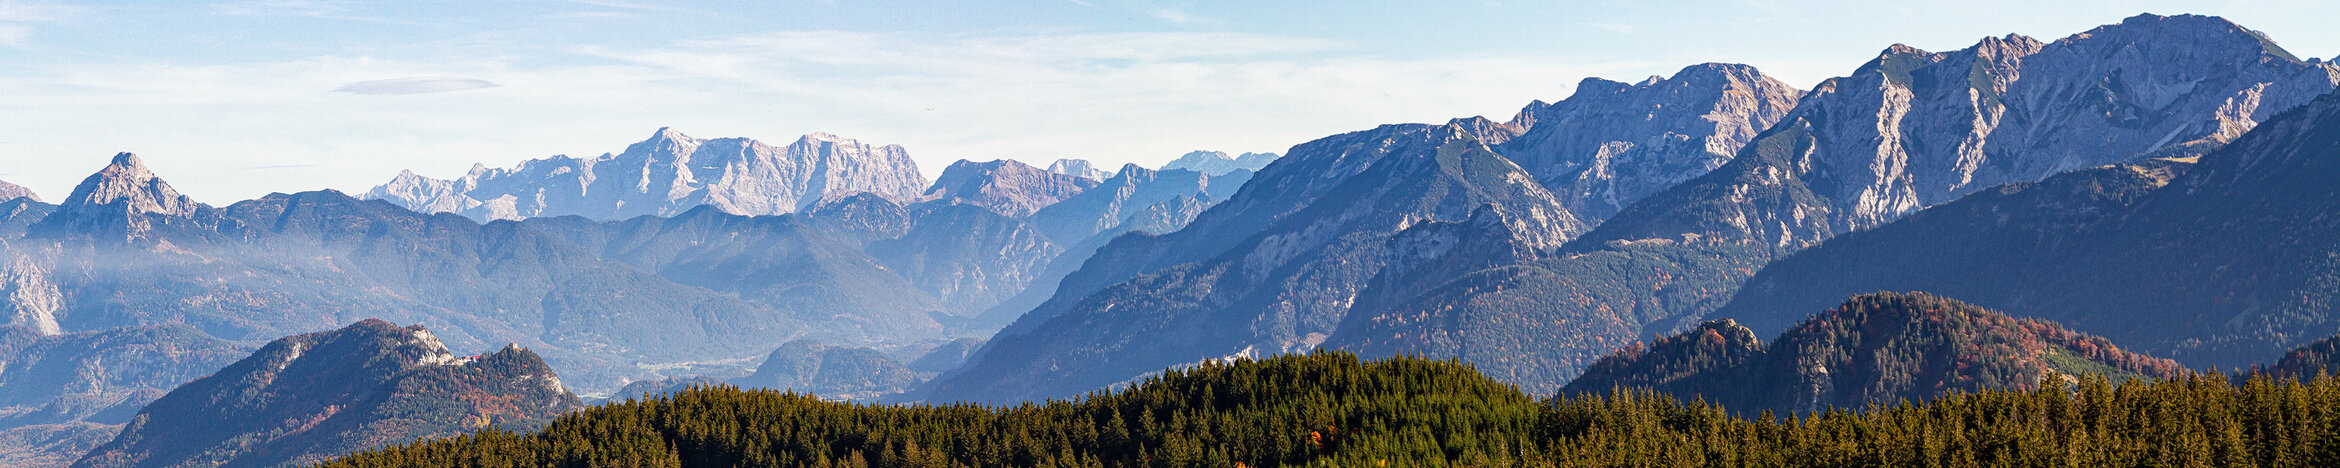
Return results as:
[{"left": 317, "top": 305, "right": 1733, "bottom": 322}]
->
[
  {"left": 1027, "top": 164, "right": 1249, "bottom": 249},
  {"left": 1580, "top": 14, "right": 2340, "bottom": 253},
  {"left": 0, "top": 325, "right": 246, "bottom": 468},
  {"left": 919, "top": 159, "right": 1099, "bottom": 218},
  {"left": 1710, "top": 85, "right": 2340, "bottom": 368},
  {"left": 1564, "top": 292, "right": 2187, "bottom": 415},
  {"left": 3, "top": 155, "right": 830, "bottom": 391},
  {"left": 0, "top": 180, "right": 37, "bottom": 204},
  {"left": 1046, "top": 158, "right": 1111, "bottom": 181},
  {"left": 1161, "top": 150, "right": 1279, "bottom": 175},
  {"left": 365, "top": 128, "right": 929, "bottom": 221},
  {"left": 730, "top": 339, "right": 918, "bottom": 400},
  {"left": 74, "top": 319, "right": 583, "bottom": 468}
]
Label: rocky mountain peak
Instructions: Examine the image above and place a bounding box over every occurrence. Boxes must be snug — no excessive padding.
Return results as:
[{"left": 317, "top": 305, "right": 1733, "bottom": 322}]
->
[
  {"left": 1495, "top": 62, "right": 1803, "bottom": 221},
  {"left": 58, "top": 153, "right": 198, "bottom": 217},
  {"left": 28, "top": 153, "right": 208, "bottom": 241},
  {"left": 922, "top": 159, "right": 1098, "bottom": 217}
]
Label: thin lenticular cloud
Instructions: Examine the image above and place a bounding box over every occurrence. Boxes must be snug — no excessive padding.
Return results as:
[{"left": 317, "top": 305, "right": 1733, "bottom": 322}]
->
[{"left": 333, "top": 77, "right": 499, "bottom": 95}]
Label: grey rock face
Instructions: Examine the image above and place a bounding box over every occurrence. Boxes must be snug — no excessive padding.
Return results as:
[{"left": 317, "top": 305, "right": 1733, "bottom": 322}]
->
[
  {"left": 1583, "top": 14, "right": 2340, "bottom": 252},
  {"left": 920, "top": 159, "right": 1099, "bottom": 218},
  {"left": 1161, "top": 150, "right": 1279, "bottom": 175},
  {"left": 32, "top": 154, "right": 207, "bottom": 241},
  {"left": 1496, "top": 63, "right": 1804, "bottom": 221},
  {"left": 0, "top": 180, "right": 38, "bottom": 204},
  {"left": 366, "top": 128, "right": 929, "bottom": 221}
]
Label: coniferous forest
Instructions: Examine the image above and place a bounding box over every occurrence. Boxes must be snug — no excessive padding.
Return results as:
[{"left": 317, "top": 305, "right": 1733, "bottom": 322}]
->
[{"left": 322, "top": 352, "right": 2340, "bottom": 468}]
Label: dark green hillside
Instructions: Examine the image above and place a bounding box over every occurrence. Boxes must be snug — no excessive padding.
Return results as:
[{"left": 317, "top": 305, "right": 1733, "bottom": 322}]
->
[
  {"left": 324, "top": 348, "right": 2340, "bottom": 468},
  {"left": 326, "top": 353, "right": 1545, "bottom": 468}
]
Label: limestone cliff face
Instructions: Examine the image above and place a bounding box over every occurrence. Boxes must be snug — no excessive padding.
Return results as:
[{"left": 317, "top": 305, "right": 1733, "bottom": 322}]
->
[
  {"left": 365, "top": 128, "right": 928, "bottom": 221},
  {"left": 1496, "top": 63, "right": 1804, "bottom": 221},
  {"left": 1584, "top": 14, "right": 2340, "bottom": 252}
]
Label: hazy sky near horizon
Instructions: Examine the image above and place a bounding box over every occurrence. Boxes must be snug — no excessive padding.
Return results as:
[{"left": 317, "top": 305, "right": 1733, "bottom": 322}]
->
[{"left": 2, "top": 0, "right": 2336, "bottom": 202}]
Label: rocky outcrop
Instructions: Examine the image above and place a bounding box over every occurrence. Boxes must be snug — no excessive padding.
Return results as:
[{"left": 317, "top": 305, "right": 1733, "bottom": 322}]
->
[
  {"left": 1161, "top": 150, "right": 1278, "bottom": 175},
  {"left": 1582, "top": 14, "right": 2340, "bottom": 253},
  {"left": 920, "top": 159, "right": 1099, "bottom": 218},
  {"left": 0, "top": 180, "right": 38, "bottom": 204},
  {"left": 365, "top": 128, "right": 929, "bottom": 221},
  {"left": 1494, "top": 63, "right": 1803, "bottom": 221},
  {"left": 74, "top": 319, "right": 584, "bottom": 468}
]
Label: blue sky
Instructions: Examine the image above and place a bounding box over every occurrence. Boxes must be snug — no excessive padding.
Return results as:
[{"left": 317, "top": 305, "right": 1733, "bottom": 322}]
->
[{"left": 2, "top": 0, "right": 2336, "bottom": 202}]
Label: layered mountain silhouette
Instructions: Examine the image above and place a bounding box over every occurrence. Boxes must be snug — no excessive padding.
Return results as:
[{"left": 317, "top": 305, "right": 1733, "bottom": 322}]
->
[{"left": 73, "top": 319, "right": 583, "bottom": 468}]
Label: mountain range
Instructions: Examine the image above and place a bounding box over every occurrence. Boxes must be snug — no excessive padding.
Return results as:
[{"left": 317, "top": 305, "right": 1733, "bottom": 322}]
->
[
  {"left": 1577, "top": 14, "right": 2340, "bottom": 254},
  {"left": 15, "top": 11, "right": 2340, "bottom": 465},
  {"left": 1707, "top": 75, "right": 2340, "bottom": 368},
  {"left": 365, "top": 129, "right": 929, "bottom": 222},
  {"left": 924, "top": 13, "right": 2340, "bottom": 403}
]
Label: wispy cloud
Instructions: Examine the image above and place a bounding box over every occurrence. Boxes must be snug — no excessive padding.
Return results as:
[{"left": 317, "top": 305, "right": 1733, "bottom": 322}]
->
[
  {"left": 245, "top": 163, "right": 318, "bottom": 170},
  {"left": 333, "top": 77, "right": 500, "bottom": 95}
]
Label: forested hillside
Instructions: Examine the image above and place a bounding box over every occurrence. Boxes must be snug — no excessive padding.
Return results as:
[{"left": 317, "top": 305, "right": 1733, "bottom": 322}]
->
[{"left": 327, "top": 351, "right": 2340, "bottom": 468}]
